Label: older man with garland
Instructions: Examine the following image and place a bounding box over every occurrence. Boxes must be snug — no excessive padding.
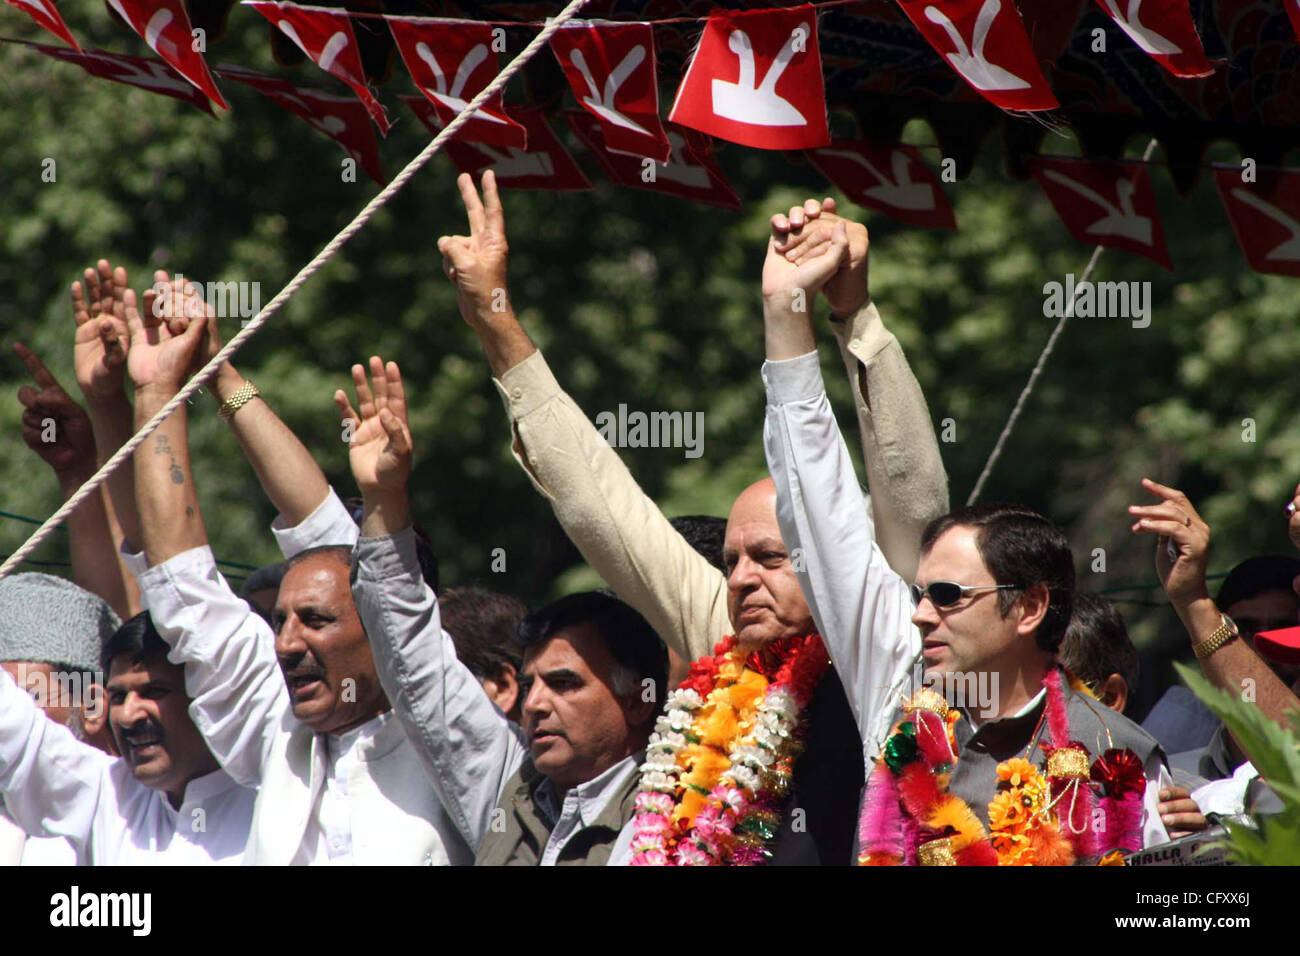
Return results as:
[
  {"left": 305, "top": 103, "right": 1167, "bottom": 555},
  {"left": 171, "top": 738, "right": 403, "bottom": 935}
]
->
[
  {"left": 435, "top": 173, "right": 948, "bottom": 864},
  {"left": 761, "top": 217, "right": 1171, "bottom": 865}
]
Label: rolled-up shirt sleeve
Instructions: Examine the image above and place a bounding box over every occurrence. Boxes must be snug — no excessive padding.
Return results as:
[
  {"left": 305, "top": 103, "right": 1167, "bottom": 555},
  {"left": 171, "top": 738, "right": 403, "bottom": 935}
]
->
[
  {"left": 136, "top": 545, "right": 287, "bottom": 789},
  {"left": 0, "top": 666, "right": 113, "bottom": 855},
  {"left": 351, "top": 528, "right": 526, "bottom": 850},
  {"left": 272, "top": 487, "right": 360, "bottom": 559},
  {"left": 762, "top": 351, "right": 921, "bottom": 758}
]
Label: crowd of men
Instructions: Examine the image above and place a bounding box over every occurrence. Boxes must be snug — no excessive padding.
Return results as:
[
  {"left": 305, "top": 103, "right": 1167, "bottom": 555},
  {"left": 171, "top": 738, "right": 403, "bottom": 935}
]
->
[{"left": 2, "top": 172, "right": 1297, "bottom": 865}]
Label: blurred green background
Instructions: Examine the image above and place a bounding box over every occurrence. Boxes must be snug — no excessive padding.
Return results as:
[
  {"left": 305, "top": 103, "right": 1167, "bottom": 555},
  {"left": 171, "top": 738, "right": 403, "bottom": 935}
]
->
[{"left": 1, "top": 5, "right": 1297, "bottom": 719}]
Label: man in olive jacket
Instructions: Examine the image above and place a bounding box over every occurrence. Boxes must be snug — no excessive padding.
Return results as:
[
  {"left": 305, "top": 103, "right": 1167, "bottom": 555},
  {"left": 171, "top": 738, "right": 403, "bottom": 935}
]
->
[{"left": 340, "top": 357, "right": 666, "bottom": 865}]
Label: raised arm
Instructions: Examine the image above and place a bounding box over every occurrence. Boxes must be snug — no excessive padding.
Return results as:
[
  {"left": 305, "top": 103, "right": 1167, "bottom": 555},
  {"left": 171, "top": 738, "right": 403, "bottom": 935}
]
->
[
  {"left": 125, "top": 278, "right": 286, "bottom": 787},
  {"left": 760, "top": 213, "right": 920, "bottom": 755},
  {"left": 437, "top": 172, "right": 727, "bottom": 662},
  {"left": 72, "top": 261, "right": 143, "bottom": 562},
  {"left": 772, "top": 200, "right": 948, "bottom": 582},
  {"left": 1132, "top": 479, "right": 1300, "bottom": 751},
  {"left": 149, "top": 271, "right": 334, "bottom": 528},
  {"left": 0, "top": 665, "right": 116, "bottom": 857},
  {"left": 12, "top": 342, "right": 135, "bottom": 620},
  {"left": 336, "top": 357, "right": 526, "bottom": 847}
]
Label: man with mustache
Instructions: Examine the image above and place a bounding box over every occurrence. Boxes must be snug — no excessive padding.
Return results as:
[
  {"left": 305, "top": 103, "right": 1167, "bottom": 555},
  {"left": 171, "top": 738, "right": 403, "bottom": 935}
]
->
[
  {"left": 0, "top": 604, "right": 255, "bottom": 864},
  {"left": 338, "top": 357, "right": 668, "bottom": 863},
  {"left": 110, "top": 275, "right": 471, "bottom": 864},
  {"left": 433, "top": 173, "right": 948, "bottom": 863}
]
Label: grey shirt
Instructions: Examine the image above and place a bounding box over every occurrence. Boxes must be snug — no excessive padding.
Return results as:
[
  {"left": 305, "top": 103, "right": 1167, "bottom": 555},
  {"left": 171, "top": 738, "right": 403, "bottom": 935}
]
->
[{"left": 350, "top": 529, "right": 640, "bottom": 864}]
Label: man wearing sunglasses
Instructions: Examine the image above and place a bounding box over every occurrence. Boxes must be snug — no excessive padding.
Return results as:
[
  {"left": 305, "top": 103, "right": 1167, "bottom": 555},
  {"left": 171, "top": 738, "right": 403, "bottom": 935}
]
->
[{"left": 762, "top": 214, "right": 1172, "bottom": 858}]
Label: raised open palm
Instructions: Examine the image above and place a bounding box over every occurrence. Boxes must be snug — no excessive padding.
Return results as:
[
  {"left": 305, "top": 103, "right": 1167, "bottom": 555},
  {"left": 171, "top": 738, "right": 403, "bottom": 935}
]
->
[
  {"left": 71, "top": 259, "right": 132, "bottom": 403},
  {"left": 335, "top": 357, "right": 412, "bottom": 496}
]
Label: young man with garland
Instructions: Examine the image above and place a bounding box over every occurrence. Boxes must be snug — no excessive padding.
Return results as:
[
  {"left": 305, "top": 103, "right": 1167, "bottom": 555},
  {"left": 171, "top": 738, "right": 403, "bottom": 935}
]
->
[
  {"left": 435, "top": 173, "right": 948, "bottom": 864},
  {"left": 762, "top": 216, "right": 1172, "bottom": 865}
]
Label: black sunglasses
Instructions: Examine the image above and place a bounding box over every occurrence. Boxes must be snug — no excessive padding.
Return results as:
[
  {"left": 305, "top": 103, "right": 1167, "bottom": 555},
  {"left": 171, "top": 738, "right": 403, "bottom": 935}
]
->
[{"left": 910, "top": 581, "right": 1022, "bottom": 608}]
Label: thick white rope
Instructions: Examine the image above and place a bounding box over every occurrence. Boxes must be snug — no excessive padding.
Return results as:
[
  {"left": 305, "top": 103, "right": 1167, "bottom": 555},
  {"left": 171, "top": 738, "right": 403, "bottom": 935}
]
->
[
  {"left": 966, "top": 138, "right": 1159, "bottom": 506},
  {"left": 0, "top": 0, "right": 590, "bottom": 579}
]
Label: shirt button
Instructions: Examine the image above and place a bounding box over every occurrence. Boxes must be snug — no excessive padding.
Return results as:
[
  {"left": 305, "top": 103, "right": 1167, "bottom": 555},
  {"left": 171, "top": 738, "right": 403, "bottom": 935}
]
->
[
  {"left": 511, "top": 387, "right": 523, "bottom": 401},
  {"left": 850, "top": 338, "right": 861, "bottom": 350}
]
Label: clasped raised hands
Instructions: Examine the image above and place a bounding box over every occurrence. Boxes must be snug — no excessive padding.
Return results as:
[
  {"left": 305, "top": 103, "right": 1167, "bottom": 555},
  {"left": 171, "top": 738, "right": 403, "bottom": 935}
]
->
[
  {"left": 126, "top": 272, "right": 213, "bottom": 396},
  {"left": 763, "top": 198, "right": 869, "bottom": 316}
]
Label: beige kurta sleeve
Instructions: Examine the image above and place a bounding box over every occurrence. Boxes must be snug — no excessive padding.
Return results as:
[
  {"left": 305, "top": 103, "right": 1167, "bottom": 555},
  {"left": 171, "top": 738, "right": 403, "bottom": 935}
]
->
[
  {"left": 494, "top": 350, "right": 729, "bottom": 663},
  {"left": 828, "top": 300, "right": 949, "bottom": 584}
]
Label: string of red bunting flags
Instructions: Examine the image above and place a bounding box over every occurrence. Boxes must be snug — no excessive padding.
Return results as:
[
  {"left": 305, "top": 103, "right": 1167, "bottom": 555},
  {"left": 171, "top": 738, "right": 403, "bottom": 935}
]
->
[{"left": 5, "top": 0, "right": 1300, "bottom": 276}]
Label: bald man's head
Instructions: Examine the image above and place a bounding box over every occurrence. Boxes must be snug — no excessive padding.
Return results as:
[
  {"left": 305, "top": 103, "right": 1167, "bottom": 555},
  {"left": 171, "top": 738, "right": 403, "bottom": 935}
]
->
[{"left": 722, "top": 478, "right": 814, "bottom": 650}]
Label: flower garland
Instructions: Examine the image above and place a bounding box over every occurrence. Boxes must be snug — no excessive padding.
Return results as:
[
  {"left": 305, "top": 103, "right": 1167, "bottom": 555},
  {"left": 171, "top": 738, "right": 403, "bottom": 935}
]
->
[
  {"left": 857, "top": 669, "right": 1146, "bottom": 866},
  {"left": 629, "top": 634, "right": 830, "bottom": 865}
]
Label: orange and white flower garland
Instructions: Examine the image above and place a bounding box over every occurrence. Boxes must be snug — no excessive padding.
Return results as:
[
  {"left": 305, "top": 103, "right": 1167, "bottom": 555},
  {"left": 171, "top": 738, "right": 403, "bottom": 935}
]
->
[{"left": 629, "top": 635, "right": 830, "bottom": 865}]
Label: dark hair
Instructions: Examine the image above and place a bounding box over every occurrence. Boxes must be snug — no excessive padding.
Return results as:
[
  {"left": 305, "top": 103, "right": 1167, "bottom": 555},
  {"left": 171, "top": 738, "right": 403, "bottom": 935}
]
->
[
  {"left": 920, "top": 503, "right": 1075, "bottom": 652},
  {"left": 285, "top": 544, "right": 354, "bottom": 574},
  {"left": 239, "top": 562, "right": 287, "bottom": 624},
  {"left": 342, "top": 497, "right": 439, "bottom": 591},
  {"left": 1215, "top": 555, "right": 1300, "bottom": 613},
  {"left": 518, "top": 591, "right": 668, "bottom": 706},
  {"left": 670, "top": 515, "right": 728, "bottom": 574},
  {"left": 101, "top": 612, "right": 170, "bottom": 670},
  {"left": 1058, "top": 592, "right": 1139, "bottom": 706},
  {"left": 441, "top": 586, "right": 528, "bottom": 681}
]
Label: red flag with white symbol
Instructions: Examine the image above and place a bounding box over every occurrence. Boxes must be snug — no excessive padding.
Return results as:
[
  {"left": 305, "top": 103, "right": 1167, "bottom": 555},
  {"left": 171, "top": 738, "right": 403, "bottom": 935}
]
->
[
  {"left": 806, "top": 141, "right": 956, "bottom": 230},
  {"left": 566, "top": 110, "right": 739, "bottom": 209},
  {"left": 34, "top": 43, "right": 213, "bottom": 113},
  {"left": 1093, "top": 0, "right": 1213, "bottom": 78},
  {"left": 222, "top": 64, "right": 386, "bottom": 184},
  {"left": 895, "top": 0, "right": 1057, "bottom": 111},
  {"left": 244, "top": 1, "right": 389, "bottom": 134},
  {"left": 387, "top": 17, "right": 526, "bottom": 150},
  {"left": 550, "top": 21, "right": 671, "bottom": 163},
  {"left": 1027, "top": 156, "right": 1171, "bottom": 268},
  {"left": 104, "top": 0, "right": 227, "bottom": 108},
  {"left": 403, "top": 99, "right": 590, "bottom": 191},
  {"left": 6, "top": 0, "right": 81, "bottom": 51},
  {"left": 1213, "top": 165, "right": 1300, "bottom": 278},
  {"left": 669, "top": 5, "right": 828, "bottom": 151}
]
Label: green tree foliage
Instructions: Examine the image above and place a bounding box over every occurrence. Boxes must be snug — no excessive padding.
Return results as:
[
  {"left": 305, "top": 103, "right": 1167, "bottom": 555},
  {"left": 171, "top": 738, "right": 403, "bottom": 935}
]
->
[
  {"left": 1, "top": 8, "right": 1298, "bottom": 714},
  {"left": 1177, "top": 664, "right": 1300, "bottom": 864}
]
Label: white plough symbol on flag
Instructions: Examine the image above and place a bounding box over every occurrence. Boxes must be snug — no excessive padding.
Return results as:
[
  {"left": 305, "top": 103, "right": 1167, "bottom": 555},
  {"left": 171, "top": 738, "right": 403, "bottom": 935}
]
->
[
  {"left": 1231, "top": 189, "right": 1300, "bottom": 261},
  {"left": 657, "top": 132, "right": 711, "bottom": 188},
  {"left": 1043, "top": 170, "right": 1154, "bottom": 245},
  {"left": 570, "top": 44, "right": 651, "bottom": 135},
  {"left": 817, "top": 149, "right": 936, "bottom": 210},
  {"left": 474, "top": 143, "right": 554, "bottom": 179},
  {"left": 415, "top": 42, "right": 508, "bottom": 126},
  {"left": 711, "top": 25, "right": 808, "bottom": 126},
  {"left": 924, "top": 0, "right": 1030, "bottom": 92},
  {"left": 1100, "top": 0, "right": 1183, "bottom": 56}
]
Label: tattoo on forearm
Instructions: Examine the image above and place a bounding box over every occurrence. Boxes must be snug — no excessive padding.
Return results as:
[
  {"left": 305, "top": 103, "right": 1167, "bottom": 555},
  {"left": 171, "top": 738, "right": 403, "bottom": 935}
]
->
[{"left": 153, "top": 434, "right": 185, "bottom": 485}]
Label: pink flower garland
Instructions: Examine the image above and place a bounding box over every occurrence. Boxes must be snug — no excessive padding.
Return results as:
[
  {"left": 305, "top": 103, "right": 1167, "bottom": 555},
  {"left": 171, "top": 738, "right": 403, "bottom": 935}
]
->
[{"left": 629, "top": 636, "right": 829, "bottom": 866}]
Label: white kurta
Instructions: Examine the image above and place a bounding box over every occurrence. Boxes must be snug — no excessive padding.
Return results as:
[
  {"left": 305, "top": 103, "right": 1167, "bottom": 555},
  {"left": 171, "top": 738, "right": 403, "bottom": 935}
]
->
[
  {"left": 130, "top": 490, "right": 472, "bottom": 865},
  {"left": 0, "top": 666, "right": 254, "bottom": 864}
]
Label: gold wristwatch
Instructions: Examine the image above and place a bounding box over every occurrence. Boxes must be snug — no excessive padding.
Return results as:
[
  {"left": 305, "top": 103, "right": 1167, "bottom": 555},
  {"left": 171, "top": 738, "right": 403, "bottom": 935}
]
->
[
  {"left": 1192, "top": 614, "right": 1239, "bottom": 660},
  {"left": 218, "top": 381, "right": 260, "bottom": 421}
]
